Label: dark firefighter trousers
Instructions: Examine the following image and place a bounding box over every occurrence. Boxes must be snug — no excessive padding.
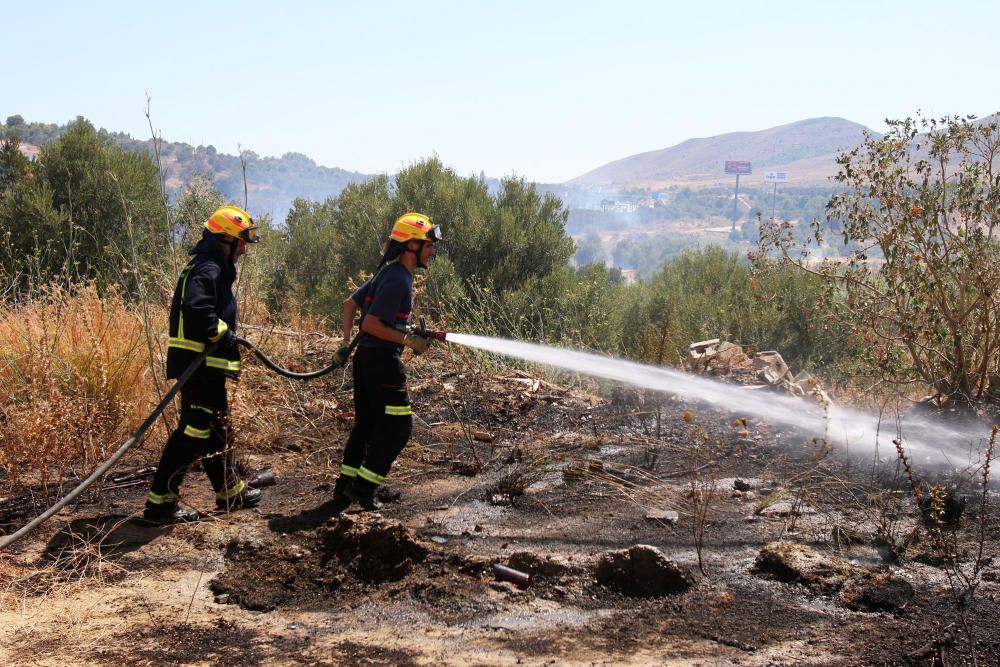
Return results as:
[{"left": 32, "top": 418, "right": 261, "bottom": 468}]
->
[
  {"left": 340, "top": 346, "right": 413, "bottom": 489},
  {"left": 147, "top": 374, "right": 244, "bottom": 506}
]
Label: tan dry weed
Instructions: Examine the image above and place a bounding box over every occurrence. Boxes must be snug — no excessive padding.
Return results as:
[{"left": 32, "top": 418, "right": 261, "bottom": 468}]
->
[{"left": 0, "top": 285, "right": 159, "bottom": 491}]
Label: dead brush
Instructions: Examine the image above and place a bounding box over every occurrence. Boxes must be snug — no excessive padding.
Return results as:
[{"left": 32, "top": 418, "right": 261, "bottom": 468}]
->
[
  {"left": 521, "top": 429, "right": 687, "bottom": 514},
  {"left": 486, "top": 462, "right": 532, "bottom": 505},
  {"left": 681, "top": 410, "right": 720, "bottom": 575},
  {"left": 895, "top": 425, "right": 997, "bottom": 667},
  {"left": 0, "top": 284, "right": 161, "bottom": 492},
  {"left": 41, "top": 516, "right": 132, "bottom": 584},
  {"left": 483, "top": 433, "right": 620, "bottom": 506}
]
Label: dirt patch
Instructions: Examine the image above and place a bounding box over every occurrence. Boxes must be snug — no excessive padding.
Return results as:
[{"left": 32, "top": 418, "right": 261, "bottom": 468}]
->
[
  {"left": 751, "top": 540, "right": 856, "bottom": 591},
  {"left": 839, "top": 569, "right": 914, "bottom": 612},
  {"left": 595, "top": 544, "right": 693, "bottom": 596},
  {"left": 321, "top": 513, "right": 432, "bottom": 583},
  {"left": 211, "top": 513, "right": 474, "bottom": 612}
]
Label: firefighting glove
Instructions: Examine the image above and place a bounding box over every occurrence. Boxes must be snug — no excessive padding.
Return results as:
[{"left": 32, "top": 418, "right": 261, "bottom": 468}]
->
[
  {"left": 403, "top": 333, "right": 431, "bottom": 355},
  {"left": 218, "top": 328, "right": 237, "bottom": 353},
  {"left": 333, "top": 345, "right": 351, "bottom": 367}
]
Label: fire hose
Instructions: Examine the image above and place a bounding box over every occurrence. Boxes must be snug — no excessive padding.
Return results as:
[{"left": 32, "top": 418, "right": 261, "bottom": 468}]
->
[
  {"left": 0, "top": 322, "right": 448, "bottom": 551},
  {"left": 234, "top": 335, "right": 356, "bottom": 379},
  {"left": 234, "top": 315, "right": 447, "bottom": 379}
]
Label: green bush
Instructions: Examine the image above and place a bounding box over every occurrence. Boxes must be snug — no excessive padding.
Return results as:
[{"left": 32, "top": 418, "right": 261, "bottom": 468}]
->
[{"left": 620, "top": 246, "right": 854, "bottom": 371}]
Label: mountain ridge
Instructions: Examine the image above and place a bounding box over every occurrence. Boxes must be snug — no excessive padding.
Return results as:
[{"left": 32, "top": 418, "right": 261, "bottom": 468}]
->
[{"left": 567, "top": 117, "right": 879, "bottom": 188}]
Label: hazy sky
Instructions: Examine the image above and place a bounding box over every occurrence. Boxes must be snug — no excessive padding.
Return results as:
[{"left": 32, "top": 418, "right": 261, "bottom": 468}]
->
[{"left": 5, "top": 0, "right": 999, "bottom": 183}]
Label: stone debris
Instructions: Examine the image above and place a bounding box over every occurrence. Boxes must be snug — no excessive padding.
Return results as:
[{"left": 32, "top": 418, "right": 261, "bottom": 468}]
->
[
  {"left": 757, "top": 499, "right": 817, "bottom": 517},
  {"left": 679, "top": 342, "right": 835, "bottom": 406},
  {"left": 752, "top": 541, "right": 913, "bottom": 611},
  {"left": 686, "top": 339, "right": 752, "bottom": 376},
  {"left": 753, "top": 350, "right": 790, "bottom": 384},
  {"left": 685, "top": 338, "right": 831, "bottom": 407}
]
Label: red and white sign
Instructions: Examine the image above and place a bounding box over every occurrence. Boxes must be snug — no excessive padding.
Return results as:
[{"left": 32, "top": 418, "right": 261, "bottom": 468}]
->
[{"left": 725, "top": 161, "right": 752, "bottom": 175}]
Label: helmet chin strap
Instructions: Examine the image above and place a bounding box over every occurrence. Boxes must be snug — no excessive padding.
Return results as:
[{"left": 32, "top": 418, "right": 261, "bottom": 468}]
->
[
  {"left": 403, "top": 241, "right": 423, "bottom": 257},
  {"left": 405, "top": 241, "right": 431, "bottom": 268},
  {"left": 219, "top": 236, "right": 241, "bottom": 261}
]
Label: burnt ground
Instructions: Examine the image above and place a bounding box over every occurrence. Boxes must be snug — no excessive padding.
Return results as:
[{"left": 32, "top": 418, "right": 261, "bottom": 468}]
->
[{"left": 2, "top": 349, "right": 999, "bottom": 666}]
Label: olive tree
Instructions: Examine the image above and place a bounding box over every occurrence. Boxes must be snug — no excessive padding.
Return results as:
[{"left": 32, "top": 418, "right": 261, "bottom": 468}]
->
[{"left": 760, "top": 114, "right": 1000, "bottom": 405}]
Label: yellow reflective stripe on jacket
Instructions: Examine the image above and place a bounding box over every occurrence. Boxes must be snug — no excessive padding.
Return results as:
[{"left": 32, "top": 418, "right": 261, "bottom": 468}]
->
[
  {"left": 177, "top": 265, "right": 193, "bottom": 341},
  {"left": 168, "top": 337, "right": 206, "bottom": 352},
  {"left": 340, "top": 464, "right": 359, "bottom": 477},
  {"left": 147, "top": 490, "right": 180, "bottom": 505},
  {"left": 206, "top": 357, "right": 241, "bottom": 372},
  {"left": 358, "top": 466, "right": 385, "bottom": 484},
  {"left": 215, "top": 479, "right": 246, "bottom": 501},
  {"left": 184, "top": 425, "right": 211, "bottom": 439},
  {"left": 171, "top": 266, "right": 208, "bottom": 354},
  {"left": 384, "top": 405, "right": 412, "bottom": 416},
  {"left": 209, "top": 320, "right": 229, "bottom": 343}
]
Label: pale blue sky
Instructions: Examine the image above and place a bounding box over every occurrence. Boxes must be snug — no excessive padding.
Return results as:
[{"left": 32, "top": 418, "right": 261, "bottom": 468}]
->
[{"left": 4, "top": 0, "right": 998, "bottom": 183}]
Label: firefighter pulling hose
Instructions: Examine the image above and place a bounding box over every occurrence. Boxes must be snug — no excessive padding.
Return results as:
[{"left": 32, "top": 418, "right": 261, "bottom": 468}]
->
[
  {"left": 0, "top": 210, "right": 447, "bottom": 548},
  {"left": 141, "top": 205, "right": 264, "bottom": 525}
]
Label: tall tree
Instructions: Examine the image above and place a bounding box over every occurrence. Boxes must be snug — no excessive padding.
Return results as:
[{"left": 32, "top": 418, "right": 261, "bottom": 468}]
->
[{"left": 36, "top": 118, "right": 167, "bottom": 291}]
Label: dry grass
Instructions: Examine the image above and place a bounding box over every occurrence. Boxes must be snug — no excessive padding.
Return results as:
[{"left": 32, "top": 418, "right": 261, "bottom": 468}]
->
[
  {"left": 0, "top": 279, "right": 328, "bottom": 495},
  {"left": 0, "top": 285, "right": 161, "bottom": 492}
]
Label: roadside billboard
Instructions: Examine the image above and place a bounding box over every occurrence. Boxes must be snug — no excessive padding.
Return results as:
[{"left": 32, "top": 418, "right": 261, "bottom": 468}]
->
[
  {"left": 764, "top": 171, "right": 788, "bottom": 183},
  {"left": 724, "top": 161, "right": 752, "bottom": 175}
]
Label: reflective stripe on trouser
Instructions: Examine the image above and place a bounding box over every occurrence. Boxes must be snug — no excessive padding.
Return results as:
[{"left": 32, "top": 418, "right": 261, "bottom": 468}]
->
[
  {"left": 147, "top": 490, "right": 180, "bottom": 505},
  {"left": 147, "top": 384, "right": 240, "bottom": 502},
  {"left": 340, "top": 346, "right": 413, "bottom": 483},
  {"left": 215, "top": 479, "right": 246, "bottom": 501},
  {"left": 357, "top": 466, "right": 385, "bottom": 485},
  {"left": 184, "top": 424, "right": 211, "bottom": 439}
]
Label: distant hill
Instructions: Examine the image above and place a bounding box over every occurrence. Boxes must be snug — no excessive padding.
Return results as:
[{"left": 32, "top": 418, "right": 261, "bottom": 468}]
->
[
  {"left": 567, "top": 117, "right": 879, "bottom": 188},
  {"left": 1, "top": 116, "right": 371, "bottom": 224}
]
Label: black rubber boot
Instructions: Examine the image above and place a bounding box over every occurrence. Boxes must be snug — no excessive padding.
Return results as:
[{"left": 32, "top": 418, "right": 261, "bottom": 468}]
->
[
  {"left": 344, "top": 477, "right": 383, "bottom": 512},
  {"left": 331, "top": 475, "right": 354, "bottom": 514},
  {"left": 141, "top": 503, "right": 200, "bottom": 526},
  {"left": 216, "top": 485, "right": 263, "bottom": 511}
]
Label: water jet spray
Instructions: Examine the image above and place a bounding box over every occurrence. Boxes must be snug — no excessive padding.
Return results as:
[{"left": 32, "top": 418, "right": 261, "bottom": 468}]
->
[{"left": 440, "top": 333, "right": 994, "bottom": 472}]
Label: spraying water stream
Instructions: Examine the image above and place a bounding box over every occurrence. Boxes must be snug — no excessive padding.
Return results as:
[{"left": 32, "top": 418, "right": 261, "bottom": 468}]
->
[{"left": 447, "top": 333, "right": 994, "bottom": 470}]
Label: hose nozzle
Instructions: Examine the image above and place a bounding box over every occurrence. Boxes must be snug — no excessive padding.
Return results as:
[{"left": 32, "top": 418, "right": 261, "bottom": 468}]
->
[{"left": 409, "top": 316, "right": 448, "bottom": 342}]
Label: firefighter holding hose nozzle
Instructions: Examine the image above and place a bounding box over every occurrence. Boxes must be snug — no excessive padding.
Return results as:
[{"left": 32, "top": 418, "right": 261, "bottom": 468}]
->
[
  {"left": 333, "top": 213, "right": 442, "bottom": 512},
  {"left": 142, "top": 206, "right": 264, "bottom": 525}
]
